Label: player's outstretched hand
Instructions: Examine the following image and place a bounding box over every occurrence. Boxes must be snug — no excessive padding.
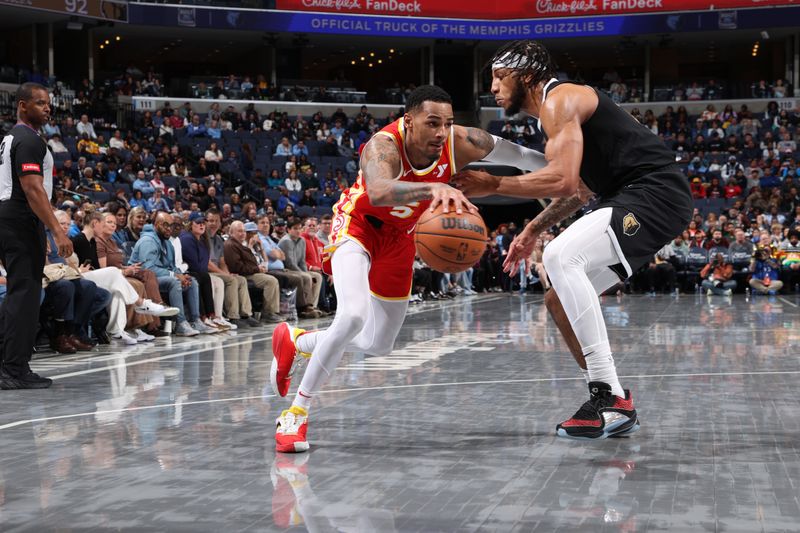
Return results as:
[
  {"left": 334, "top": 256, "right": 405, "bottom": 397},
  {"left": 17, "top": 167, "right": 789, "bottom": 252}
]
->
[
  {"left": 451, "top": 168, "right": 501, "bottom": 198},
  {"left": 503, "top": 230, "right": 539, "bottom": 276},
  {"left": 429, "top": 183, "right": 478, "bottom": 215}
]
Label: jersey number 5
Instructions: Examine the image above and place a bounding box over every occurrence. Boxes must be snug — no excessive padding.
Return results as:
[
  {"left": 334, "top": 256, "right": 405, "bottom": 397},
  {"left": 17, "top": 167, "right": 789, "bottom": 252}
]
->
[{"left": 389, "top": 202, "right": 420, "bottom": 219}]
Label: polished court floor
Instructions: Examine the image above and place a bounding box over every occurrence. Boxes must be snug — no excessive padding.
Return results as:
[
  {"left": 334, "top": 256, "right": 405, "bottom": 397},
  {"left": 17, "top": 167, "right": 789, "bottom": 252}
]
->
[{"left": 1, "top": 293, "right": 800, "bottom": 532}]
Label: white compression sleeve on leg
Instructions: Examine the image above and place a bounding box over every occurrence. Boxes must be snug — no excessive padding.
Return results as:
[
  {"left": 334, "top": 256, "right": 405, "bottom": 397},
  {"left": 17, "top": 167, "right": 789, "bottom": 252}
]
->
[{"left": 483, "top": 135, "right": 547, "bottom": 172}]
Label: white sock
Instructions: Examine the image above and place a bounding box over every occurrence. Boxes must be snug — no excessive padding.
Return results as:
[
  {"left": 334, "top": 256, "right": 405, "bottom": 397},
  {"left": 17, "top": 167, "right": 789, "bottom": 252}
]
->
[
  {"left": 580, "top": 368, "right": 590, "bottom": 383},
  {"left": 296, "top": 331, "right": 321, "bottom": 354},
  {"left": 293, "top": 389, "right": 313, "bottom": 411},
  {"left": 584, "top": 346, "right": 624, "bottom": 397}
]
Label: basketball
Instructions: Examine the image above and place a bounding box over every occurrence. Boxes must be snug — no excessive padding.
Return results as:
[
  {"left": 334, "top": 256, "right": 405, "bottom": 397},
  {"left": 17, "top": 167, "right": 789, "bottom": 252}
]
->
[{"left": 415, "top": 206, "right": 488, "bottom": 273}]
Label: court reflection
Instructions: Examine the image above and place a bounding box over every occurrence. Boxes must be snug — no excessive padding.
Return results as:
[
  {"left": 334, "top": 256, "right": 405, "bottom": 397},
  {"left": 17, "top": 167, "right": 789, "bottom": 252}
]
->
[{"left": 270, "top": 453, "right": 397, "bottom": 532}]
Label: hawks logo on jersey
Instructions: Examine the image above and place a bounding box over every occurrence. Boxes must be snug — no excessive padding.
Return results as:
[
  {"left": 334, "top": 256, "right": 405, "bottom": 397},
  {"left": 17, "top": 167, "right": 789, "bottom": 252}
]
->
[{"left": 332, "top": 118, "right": 455, "bottom": 232}]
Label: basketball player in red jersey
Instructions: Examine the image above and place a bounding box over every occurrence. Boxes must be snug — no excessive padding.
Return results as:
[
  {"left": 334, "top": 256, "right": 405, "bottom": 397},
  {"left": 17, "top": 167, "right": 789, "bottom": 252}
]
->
[{"left": 271, "top": 85, "right": 546, "bottom": 452}]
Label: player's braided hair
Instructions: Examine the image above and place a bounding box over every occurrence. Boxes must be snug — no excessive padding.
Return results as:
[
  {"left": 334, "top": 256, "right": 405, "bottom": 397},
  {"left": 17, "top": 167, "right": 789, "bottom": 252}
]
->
[
  {"left": 405, "top": 85, "right": 452, "bottom": 114},
  {"left": 488, "top": 40, "right": 558, "bottom": 89}
]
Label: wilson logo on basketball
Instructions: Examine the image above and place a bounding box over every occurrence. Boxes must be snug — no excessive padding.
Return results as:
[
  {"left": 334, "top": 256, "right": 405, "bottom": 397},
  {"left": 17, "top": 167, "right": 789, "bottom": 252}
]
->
[{"left": 440, "top": 218, "right": 486, "bottom": 236}]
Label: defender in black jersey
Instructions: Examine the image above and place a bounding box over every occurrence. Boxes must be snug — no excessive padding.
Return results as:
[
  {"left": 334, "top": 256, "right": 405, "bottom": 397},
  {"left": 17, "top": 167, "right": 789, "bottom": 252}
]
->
[
  {"left": 455, "top": 40, "right": 692, "bottom": 440},
  {"left": 0, "top": 83, "right": 73, "bottom": 390}
]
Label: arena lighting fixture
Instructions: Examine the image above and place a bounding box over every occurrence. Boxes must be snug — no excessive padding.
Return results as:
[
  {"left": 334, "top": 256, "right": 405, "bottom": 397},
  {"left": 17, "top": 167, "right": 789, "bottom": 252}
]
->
[
  {"left": 368, "top": 63, "right": 373, "bottom": 67},
  {"left": 115, "top": 36, "right": 121, "bottom": 41},
  {"left": 378, "top": 59, "right": 382, "bottom": 64},
  {"left": 104, "top": 39, "right": 110, "bottom": 45},
  {"left": 99, "top": 44, "right": 104, "bottom": 49},
  {"left": 370, "top": 52, "right": 375, "bottom": 57},
  {"left": 360, "top": 56, "right": 365, "bottom": 61},
  {"left": 389, "top": 48, "right": 395, "bottom": 53},
  {"left": 351, "top": 60, "right": 356, "bottom": 65}
]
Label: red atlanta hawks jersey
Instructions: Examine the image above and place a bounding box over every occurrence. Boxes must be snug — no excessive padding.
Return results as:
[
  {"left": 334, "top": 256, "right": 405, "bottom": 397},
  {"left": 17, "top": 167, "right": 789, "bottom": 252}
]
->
[{"left": 332, "top": 118, "right": 455, "bottom": 232}]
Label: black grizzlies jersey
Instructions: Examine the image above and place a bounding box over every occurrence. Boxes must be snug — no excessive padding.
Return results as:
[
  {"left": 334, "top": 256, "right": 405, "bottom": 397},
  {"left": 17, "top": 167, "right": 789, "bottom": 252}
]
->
[
  {"left": 0, "top": 123, "right": 54, "bottom": 218},
  {"left": 538, "top": 79, "right": 677, "bottom": 199}
]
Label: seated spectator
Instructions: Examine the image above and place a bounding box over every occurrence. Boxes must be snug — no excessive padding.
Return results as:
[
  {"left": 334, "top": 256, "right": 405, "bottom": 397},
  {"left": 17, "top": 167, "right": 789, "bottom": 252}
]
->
[
  {"left": 145, "top": 189, "right": 169, "bottom": 213},
  {"left": 320, "top": 135, "right": 339, "bottom": 157},
  {"left": 204, "top": 141, "right": 223, "bottom": 168},
  {"left": 279, "top": 219, "right": 324, "bottom": 318},
  {"left": 43, "top": 117, "right": 61, "bottom": 138},
  {"left": 704, "top": 79, "right": 720, "bottom": 100},
  {"left": 779, "top": 230, "right": 800, "bottom": 289},
  {"left": 706, "top": 176, "right": 725, "bottom": 198},
  {"left": 205, "top": 210, "right": 259, "bottom": 328},
  {"left": 186, "top": 114, "right": 207, "bottom": 138},
  {"left": 150, "top": 171, "right": 166, "bottom": 193},
  {"left": 749, "top": 246, "right": 783, "bottom": 294},
  {"left": 723, "top": 177, "right": 742, "bottom": 199},
  {"left": 254, "top": 216, "right": 317, "bottom": 318},
  {"left": 76, "top": 114, "right": 97, "bottom": 139},
  {"left": 299, "top": 189, "right": 317, "bottom": 207},
  {"left": 642, "top": 246, "right": 677, "bottom": 294},
  {"left": 690, "top": 177, "right": 706, "bottom": 199},
  {"left": 42, "top": 269, "right": 105, "bottom": 354},
  {"left": 301, "top": 217, "right": 330, "bottom": 312},
  {"left": 129, "top": 212, "right": 206, "bottom": 336},
  {"left": 704, "top": 229, "right": 729, "bottom": 250},
  {"left": 207, "top": 119, "right": 221, "bottom": 139},
  {"left": 292, "top": 140, "right": 309, "bottom": 157},
  {"left": 47, "top": 134, "right": 68, "bottom": 154},
  {"left": 772, "top": 79, "right": 788, "bottom": 98},
  {"left": 133, "top": 170, "right": 155, "bottom": 196},
  {"left": 109, "top": 130, "right": 127, "bottom": 150},
  {"left": 179, "top": 212, "right": 233, "bottom": 331},
  {"left": 77, "top": 133, "right": 100, "bottom": 157},
  {"left": 299, "top": 167, "right": 318, "bottom": 192},
  {"left": 700, "top": 252, "right": 736, "bottom": 296},
  {"left": 95, "top": 211, "right": 173, "bottom": 338},
  {"left": 685, "top": 82, "right": 703, "bottom": 101},
  {"left": 284, "top": 172, "right": 302, "bottom": 199},
  {"left": 760, "top": 168, "right": 782, "bottom": 190},
  {"left": 223, "top": 221, "right": 283, "bottom": 323},
  {"left": 701, "top": 104, "right": 718, "bottom": 122},
  {"left": 275, "top": 137, "right": 292, "bottom": 156},
  {"left": 129, "top": 190, "right": 146, "bottom": 209}
]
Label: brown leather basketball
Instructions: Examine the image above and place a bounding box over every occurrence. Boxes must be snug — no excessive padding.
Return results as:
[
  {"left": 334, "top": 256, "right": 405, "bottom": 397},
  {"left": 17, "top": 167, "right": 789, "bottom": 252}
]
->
[{"left": 415, "top": 206, "right": 488, "bottom": 273}]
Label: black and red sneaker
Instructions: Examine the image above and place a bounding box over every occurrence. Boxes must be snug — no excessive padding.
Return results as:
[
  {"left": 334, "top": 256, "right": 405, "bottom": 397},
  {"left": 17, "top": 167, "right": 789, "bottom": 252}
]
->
[{"left": 556, "top": 382, "right": 639, "bottom": 440}]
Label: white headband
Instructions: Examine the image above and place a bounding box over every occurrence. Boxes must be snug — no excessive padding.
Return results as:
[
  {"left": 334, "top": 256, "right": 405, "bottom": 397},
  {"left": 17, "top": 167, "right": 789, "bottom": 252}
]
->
[{"left": 492, "top": 52, "right": 534, "bottom": 71}]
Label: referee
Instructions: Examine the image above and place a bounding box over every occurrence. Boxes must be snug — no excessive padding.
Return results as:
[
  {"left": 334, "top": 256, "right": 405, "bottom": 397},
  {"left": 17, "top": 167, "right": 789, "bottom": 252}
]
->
[{"left": 0, "top": 82, "right": 73, "bottom": 389}]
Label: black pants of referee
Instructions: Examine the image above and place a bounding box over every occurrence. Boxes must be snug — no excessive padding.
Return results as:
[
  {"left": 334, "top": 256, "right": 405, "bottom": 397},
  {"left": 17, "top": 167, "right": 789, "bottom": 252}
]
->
[{"left": 0, "top": 216, "right": 46, "bottom": 377}]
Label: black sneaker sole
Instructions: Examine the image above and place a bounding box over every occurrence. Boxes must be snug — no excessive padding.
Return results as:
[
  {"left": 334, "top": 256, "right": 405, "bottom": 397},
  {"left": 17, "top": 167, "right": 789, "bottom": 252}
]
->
[
  {"left": 557, "top": 415, "right": 639, "bottom": 440},
  {"left": 0, "top": 377, "right": 53, "bottom": 390}
]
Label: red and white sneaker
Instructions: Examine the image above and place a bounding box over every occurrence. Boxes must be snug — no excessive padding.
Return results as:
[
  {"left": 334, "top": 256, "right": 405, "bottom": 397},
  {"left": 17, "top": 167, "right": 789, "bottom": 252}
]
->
[
  {"left": 556, "top": 382, "right": 640, "bottom": 440},
  {"left": 276, "top": 405, "right": 310, "bottom": 453},
  {"left": 271, "top": 323, "right": 312, "bottom": 397}
]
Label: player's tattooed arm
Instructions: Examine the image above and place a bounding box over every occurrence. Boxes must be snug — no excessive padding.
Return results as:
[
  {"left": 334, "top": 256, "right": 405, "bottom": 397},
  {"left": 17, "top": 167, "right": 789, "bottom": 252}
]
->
[
  {"left": 452, "top": 125, "right": 496, "bottom": 168},
  {"left": 361, "top": 135, "right": 438, "bottom": 205},
  {"left": 361, "top": 133, "right": 477, "bottom": 213},
  {"left": 361, "top": 135, "right": 406, "bottom": 206},
  {"left": 527, "top": 194, "right": 586, "bottom": 235}
]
